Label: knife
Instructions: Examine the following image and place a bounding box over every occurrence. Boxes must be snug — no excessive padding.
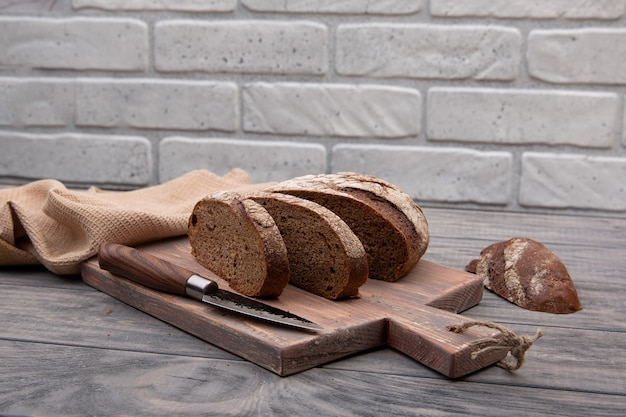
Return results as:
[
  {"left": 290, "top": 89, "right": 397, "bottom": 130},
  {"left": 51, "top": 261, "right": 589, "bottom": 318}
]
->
[{"left": 97, "top": 243, "right": 322, "bottom": 332}]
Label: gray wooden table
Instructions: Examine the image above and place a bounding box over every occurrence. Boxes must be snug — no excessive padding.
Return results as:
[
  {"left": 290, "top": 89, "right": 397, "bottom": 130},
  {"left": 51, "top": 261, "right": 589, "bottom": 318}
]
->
[{"left": 1, "top": 207, "right": 625, "bottom": 416}]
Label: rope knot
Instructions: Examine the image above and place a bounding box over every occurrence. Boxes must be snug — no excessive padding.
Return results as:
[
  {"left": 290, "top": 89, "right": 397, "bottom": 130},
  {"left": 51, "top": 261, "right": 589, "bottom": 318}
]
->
[{"left": 447, "top": 320, "right": 543, "bottom": 371}]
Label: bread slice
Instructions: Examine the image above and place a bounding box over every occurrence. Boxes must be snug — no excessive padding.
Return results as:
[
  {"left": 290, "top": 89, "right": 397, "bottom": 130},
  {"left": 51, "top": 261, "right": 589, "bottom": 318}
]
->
[
  {"left": 267, "top": 173, "right": 429, "bottom": 282},
  {"left": 249, "top": 192, "right": 368, "bottom": 300},
  {"left": 188, "top": 191, "right": 290, "bottom": 298}
]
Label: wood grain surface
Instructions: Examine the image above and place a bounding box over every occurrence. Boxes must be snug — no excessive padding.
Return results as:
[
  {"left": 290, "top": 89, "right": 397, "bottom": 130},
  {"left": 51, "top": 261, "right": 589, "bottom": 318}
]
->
[
  {"left": 81, "top": 238, "right": 508, "bottom": 377},
  {"left": 2, "top": 207, "right": 625, "bottom": 417}
]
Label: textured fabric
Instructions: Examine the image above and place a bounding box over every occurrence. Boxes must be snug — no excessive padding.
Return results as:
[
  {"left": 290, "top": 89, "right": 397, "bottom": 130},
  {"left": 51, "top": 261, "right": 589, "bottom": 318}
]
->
[{"left": 0, "top": 169, "right": 253, "bottom": 274}]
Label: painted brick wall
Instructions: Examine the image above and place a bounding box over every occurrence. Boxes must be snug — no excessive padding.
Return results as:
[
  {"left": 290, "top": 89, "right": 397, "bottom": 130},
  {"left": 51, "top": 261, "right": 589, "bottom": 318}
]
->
[{"left": 1, "top": 0, "right": 625, "bottom": 216}]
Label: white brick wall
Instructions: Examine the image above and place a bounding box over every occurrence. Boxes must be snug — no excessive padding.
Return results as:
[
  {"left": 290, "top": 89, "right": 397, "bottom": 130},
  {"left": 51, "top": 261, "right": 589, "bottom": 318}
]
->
[
  {"left": 243, "top": 83, "right": 421, "bottom": 138},
  {"left": 336, "top": 24, "right": 521, "bottom": 80},
  {"left": 0, "top": 17, "right": 148, "bottom": 71},
  {"left": 242, "top": 0, "right": 423, "bottom": 14},
  {"left": 160, "top": 137, "right": 327, "bottom": 183},
  {"left": 332, "top": 144, "right": 513, "bottom": 205},
  {"left": 73, "top": 0, "right": 237, "bottom": 12},
  {"left": 75, "top": 79, "right": 239, "bottom": 131},
  {"left": 0, "top": 78, "right": 74, "bottom": 127},
  {"left": 527, "top": 29, "right": 626, "bottom": 84},
  {"left": 0, "top": 131, "right": 151, "bottom": 184},
  {"left": 430, "top": 0, "right": 626, "bottom": 19},
  {"left": 520, "top": 153, "right": 626, "bottom": 211},
  {"left": 427, "top": 88, "right": 619, "bottom": 147},
  {"left": 1, "top": 0, "right": 625, "bottom": 217},
  {"left": 155, "top": 21, "right": 328, "bottom": 74}
]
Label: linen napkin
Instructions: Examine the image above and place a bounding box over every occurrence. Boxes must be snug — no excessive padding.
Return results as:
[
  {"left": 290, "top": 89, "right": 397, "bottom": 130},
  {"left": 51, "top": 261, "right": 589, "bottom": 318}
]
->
[{"left": 0, "top": 169, "right": 252, "bottom": 274}]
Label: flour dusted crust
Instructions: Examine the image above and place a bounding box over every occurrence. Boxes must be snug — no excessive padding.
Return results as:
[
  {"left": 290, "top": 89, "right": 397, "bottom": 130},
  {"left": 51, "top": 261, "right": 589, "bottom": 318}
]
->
[
  {"left": 465, "top": 237, "right": 582, "bottom": 314},
  {"left": 188, "top": 191, "right": 290, "bottom": 298},
  {"left": 267, "top": 173, "right": 429, "bottom": 281},
  {"left": 249, "top": 192, "right": 368, "bottom": 300}
]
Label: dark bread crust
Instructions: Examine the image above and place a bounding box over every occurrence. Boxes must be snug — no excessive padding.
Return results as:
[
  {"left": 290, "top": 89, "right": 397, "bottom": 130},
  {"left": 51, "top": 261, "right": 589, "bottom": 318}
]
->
[
  {"left": 249, "top": 192, "right": 368, "bottom": 300},
  {"left": 268, "top": 173, "right": 429, "bottom": 281},
  {"left": 466, "top": 237, "right": 582, "bottom": 314},
  {"left": 188, "top": 191, "right": 290, "bottom": 297}
]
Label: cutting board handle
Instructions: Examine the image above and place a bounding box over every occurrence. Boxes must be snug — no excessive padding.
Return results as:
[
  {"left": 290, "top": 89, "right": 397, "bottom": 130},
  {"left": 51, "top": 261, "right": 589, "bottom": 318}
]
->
[{"left": 387, "top": 305, "right": 507, "bottom": 378}]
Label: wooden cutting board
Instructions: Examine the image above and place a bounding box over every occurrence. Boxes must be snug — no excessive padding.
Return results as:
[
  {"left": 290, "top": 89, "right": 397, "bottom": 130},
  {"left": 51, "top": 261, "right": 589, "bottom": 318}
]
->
[{"left": 81, "top": 237, "right": 508, "bottom": 378}]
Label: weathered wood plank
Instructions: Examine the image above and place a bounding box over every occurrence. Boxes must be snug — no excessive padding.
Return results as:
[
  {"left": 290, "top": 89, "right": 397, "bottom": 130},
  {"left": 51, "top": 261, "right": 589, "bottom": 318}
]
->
[
  {"left": 0, "top": 265, "right": 85, "bottom": 289},
  {"left": 0, "top": 284, "right": 240, "bottom": 361},
  {"left": 465, "top": 290, "right": 625, "bottom": 332},
  {"left": 427, "top": 238, "right": 626, "bottom": 275},
  {"left": 1, "top": 340, "right": 624, "bottom": 417},
  {"left": 423, "top": 207, "right": 626, "bottom": 248},
  {"left": 323, "top": 323, "right": 626, "bottom": 396},
  {"left": 2, "top": 278, "right": 623, "bottom": 395}
]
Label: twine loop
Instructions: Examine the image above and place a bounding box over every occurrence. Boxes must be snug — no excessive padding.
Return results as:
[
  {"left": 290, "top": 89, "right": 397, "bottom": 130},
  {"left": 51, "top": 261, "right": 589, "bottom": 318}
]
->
[{"left": 447, "top": 320, "right": 544, "bottom": 371}]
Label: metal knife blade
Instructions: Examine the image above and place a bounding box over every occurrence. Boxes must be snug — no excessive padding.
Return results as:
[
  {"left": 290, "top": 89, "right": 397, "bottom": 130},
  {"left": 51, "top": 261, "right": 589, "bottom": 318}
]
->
[{"left": 97, "top": 243, "right": 322, "bottom": 332}]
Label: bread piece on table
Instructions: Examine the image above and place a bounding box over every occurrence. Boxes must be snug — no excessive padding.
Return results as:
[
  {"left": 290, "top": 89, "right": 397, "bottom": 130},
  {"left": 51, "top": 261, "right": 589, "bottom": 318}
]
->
[
  {"left": 268, "top": 173, "right": 429, "bottom": 282},
  {"left": 249, "top": 192, "right": 368, "bottom": 300},
  {"left": 188, "top": 191, "right": 290, "bottom": 298},
  {"left": 465, "top": 237, "right": 582, "bottom": 314}
]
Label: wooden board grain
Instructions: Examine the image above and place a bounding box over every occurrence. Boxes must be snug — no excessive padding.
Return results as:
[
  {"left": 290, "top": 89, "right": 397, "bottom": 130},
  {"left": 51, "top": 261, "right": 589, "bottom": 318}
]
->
[
  {"left": 5, "top": 339, "right": 626, "bottom": 417},
  {"left": 80, "top": 237, "right": 509, "bottom": 377}
]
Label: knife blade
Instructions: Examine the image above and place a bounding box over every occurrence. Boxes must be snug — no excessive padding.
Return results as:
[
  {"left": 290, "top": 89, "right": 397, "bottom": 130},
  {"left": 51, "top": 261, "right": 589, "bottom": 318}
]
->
[{"left": 97, "top": 243, "right": 322, "bottom": 332}]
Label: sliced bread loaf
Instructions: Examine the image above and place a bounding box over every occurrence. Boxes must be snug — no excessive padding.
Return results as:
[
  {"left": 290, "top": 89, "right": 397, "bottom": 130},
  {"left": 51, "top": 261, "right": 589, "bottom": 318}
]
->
[
  {"left": 267, "top": 173, "right": 429, "bottom": 282},
  {"left": 188, "top": 191, "right": 290, "bottom": 298},
  {"left": 249, "top": 192, "right": 369, "bottom": 300}
]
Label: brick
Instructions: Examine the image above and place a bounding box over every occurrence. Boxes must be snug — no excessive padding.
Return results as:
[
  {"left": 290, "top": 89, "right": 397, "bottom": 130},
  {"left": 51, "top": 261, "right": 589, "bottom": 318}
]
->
[
  {"left": 0, "top": 131, "right": 151, "bottom": 185},
  {"left": 331, "top": 144, "right": 512, "bottom": 204},
  {"left": 0, "top": 78, "right": 74, "bottom": 127},
  {"left": 622, "top": 96, "right": 626, "bottom": 147},
  {"left": 0, "top": 17, "right": 148, "bottom": 71},
  {"left": 336, "top": 24, "right": 520, "bottom": 80},
  {"left": 159, "top": 137, "right": 327, "bottom": 183},
  {"left": 242, "top": 0, "right": 421, "bottom": 14},
  {"left": 72, "top": 0, "right": 236, "bottom": 11},
  {"left": 528, "top": 29, "right": 626, "bottom": 84},
  {"left": 75, "top": 79, "right": 238, "bottom": 131},
  {"left": 155, "top": 20, "right": 328, "bottom": 75},
  {"left": 0, "top": 0, "right": 64, "bottom": 12},
  {"left": 431, "top": 0, "right": 625, "bottom": 19},
  {"left": 520, "top": 153, "right": 626, "bottom": 211},
  {"left": 243, "top": 82, "right": 421, "bottom": 138},
  {"left": 427, "top": 88, "right": 619, "bottom": 148}
]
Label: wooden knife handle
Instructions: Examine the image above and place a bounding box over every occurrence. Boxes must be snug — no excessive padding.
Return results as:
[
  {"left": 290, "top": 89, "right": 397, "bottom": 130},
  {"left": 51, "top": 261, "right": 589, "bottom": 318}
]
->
[{"left": 98, "top": 243, "right": 194, "bottom": 297}]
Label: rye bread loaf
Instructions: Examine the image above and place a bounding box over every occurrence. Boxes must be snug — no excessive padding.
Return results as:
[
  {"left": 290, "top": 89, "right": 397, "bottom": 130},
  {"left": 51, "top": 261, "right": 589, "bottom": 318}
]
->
[
  {"left": 249, "top": 192, "right": 369, "bottom": 300},
  {"left": 188, "top": 191, "right": 290, "bottom": 298},
  {"left": 465, "top": 237, "right": 582, "bottom": 314},
  {"left": 267, "top": 173, "right": 429, "bottom": 282}
]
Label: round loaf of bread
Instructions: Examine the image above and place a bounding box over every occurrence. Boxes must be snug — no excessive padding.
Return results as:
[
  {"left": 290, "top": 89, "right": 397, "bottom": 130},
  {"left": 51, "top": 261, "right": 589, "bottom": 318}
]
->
[
  {"left": 267, "top": 173, "right": 429, "bottom": 281},
  {"left": 249, "top": 192, "right": 368, "bottom": 300},
  {"left": 465, "top": 237, "right": 582, "bottom": 314},
  {"left": 188, "top": 191, "right": 290, "bottom": 297}
]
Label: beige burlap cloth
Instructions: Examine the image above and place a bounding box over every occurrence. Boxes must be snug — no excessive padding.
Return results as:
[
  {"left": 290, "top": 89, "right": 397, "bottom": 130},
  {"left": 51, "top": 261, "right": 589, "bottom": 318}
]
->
[{"left": 0, "top": 169, "right": 254, "bottom": 275}]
